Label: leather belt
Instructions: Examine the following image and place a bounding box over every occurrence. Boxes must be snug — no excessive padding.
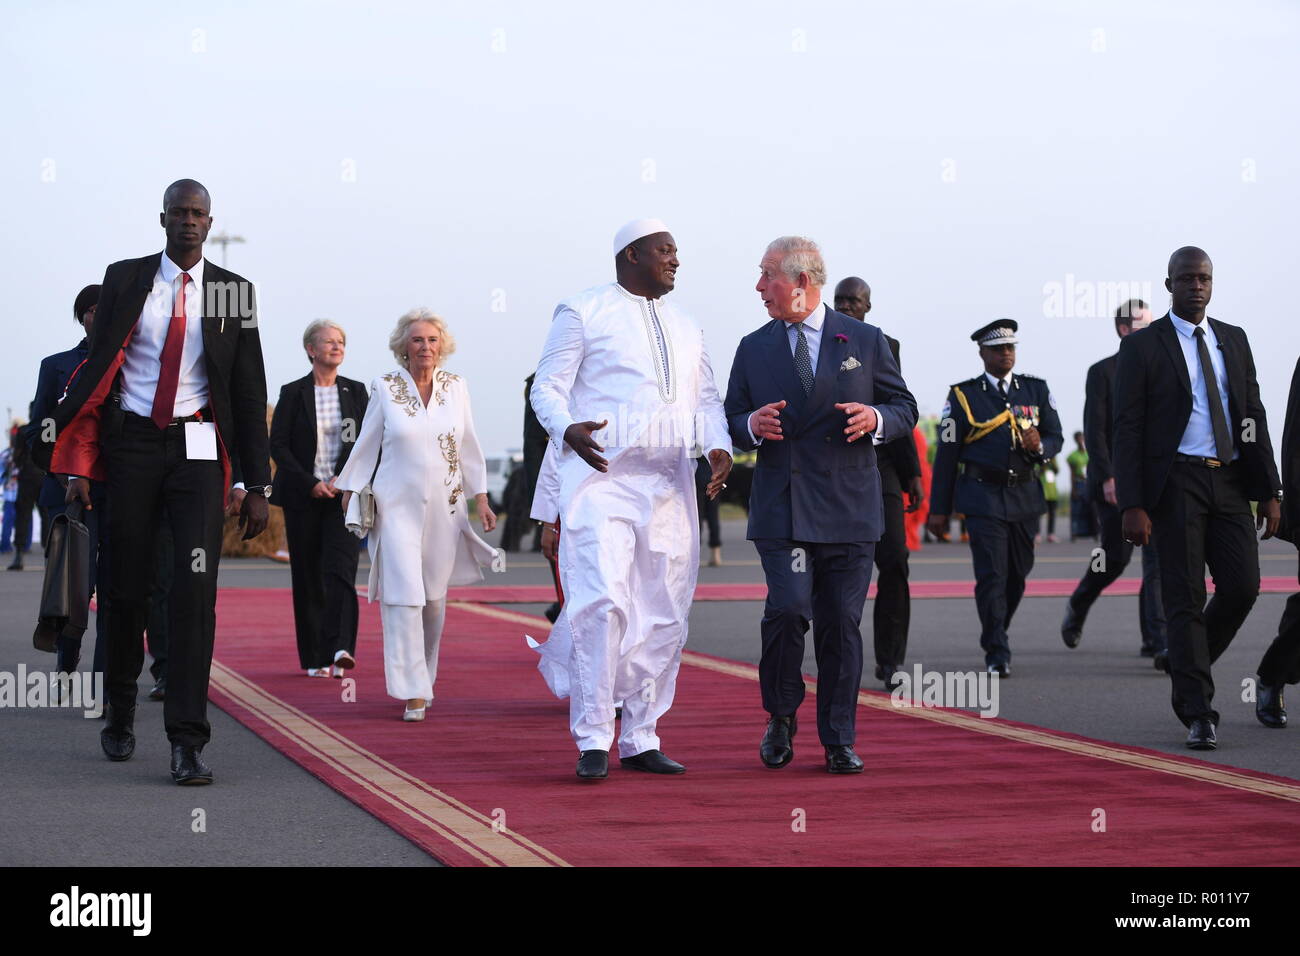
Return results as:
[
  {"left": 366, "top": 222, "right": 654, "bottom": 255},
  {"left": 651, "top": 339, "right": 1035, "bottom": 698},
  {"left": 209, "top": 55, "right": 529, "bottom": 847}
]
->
[
  {"left": 125, "top": 407, "right": 211, "bottom": 427},
  {"left": 1173, "top": 453, "right": 1224, "bottom": 469},
  {"left": 962, "top": 462, "right": 1034, "bottom": 486}
]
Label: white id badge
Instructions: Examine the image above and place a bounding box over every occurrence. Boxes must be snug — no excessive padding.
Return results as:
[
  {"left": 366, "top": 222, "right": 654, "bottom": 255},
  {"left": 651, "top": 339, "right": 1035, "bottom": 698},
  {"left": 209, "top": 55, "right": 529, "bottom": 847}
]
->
[{"left": 184, "top": 421, "right": 219, "bottom": 460}]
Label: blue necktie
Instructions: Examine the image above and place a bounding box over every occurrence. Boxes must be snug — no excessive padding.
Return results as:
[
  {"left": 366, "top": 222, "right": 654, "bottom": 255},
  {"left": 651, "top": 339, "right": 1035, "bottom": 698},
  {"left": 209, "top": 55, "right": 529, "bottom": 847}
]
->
[{"left": 794, "top": 324, "right": 814, "bottom": 394}]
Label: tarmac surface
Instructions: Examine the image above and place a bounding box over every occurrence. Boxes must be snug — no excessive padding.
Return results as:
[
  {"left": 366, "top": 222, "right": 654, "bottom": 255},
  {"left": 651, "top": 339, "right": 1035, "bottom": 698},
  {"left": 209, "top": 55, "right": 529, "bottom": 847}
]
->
[{"left": 2, "top": 516, "right": 1296, "bottom": 866}]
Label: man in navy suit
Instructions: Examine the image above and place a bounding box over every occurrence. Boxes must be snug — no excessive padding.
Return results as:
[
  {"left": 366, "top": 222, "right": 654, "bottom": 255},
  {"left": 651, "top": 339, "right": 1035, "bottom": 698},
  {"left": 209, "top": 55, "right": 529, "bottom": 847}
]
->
[{"left": 724, "top": 237, "right": 917, "bottom": 773}]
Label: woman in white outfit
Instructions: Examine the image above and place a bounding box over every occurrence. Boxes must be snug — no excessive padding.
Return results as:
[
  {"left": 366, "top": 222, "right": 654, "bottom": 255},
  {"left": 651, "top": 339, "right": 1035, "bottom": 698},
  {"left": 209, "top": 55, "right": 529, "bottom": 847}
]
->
[{"left": 337, "top": 309, "right": 498, "bottom": 721}]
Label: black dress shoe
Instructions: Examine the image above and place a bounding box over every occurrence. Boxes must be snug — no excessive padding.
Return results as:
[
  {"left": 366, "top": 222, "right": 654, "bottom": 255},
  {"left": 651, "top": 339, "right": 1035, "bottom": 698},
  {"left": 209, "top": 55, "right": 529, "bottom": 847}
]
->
[
  {"left": 171, "top": 745, "right": 213, "bottom": 785},
  {"left": 1060, "top": 600, "right": 1085, "bottom": 648},
  {"left": 1257, "top": 683, "right": 1287, "bottom": 728},
  {"left": 825, "top": 745, "right": 865, "bottom": 774},
  {"left": 620, "top": 749, "right": 686, "bottom": 774},
  {"left": 100, "top": 705, "right": 136, "bottom": 762},
  {"left": 576, "top": 750, "right": 608, "bottom": 779},
  {"left": 987, "top": 662, "right": 1010, "bottom": 678},
  {"left": 148, "top": 677, "right": 166, "bottom": 702},
  {"left": 1153, "top": 650, "right": 1170, "bottom": 674},
  {"left": 1185, "top": 717, "right": 1217, "bottom": 750},
  {"left": 759, "top": 714, "right": 797, "bottom": 768},
  {"left": 876, "top": 664, "right": 903, "bottom": 690}
]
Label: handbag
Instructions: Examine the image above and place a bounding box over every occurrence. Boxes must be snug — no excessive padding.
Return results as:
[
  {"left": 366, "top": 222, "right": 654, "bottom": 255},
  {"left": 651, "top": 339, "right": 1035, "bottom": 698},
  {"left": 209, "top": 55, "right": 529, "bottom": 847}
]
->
[
  {"left": 345, "top": 454, "right": 382, "bottom": 538},
  {"left": 33, "top": 500, "right": 91, "bottom": 651}
]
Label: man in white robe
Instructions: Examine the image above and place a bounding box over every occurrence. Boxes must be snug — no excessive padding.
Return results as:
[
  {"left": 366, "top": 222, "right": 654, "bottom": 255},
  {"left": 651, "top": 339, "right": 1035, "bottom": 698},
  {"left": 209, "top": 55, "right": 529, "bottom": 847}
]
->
[{"left": 531, "top": 218, "right": 732, "bottom": 779}]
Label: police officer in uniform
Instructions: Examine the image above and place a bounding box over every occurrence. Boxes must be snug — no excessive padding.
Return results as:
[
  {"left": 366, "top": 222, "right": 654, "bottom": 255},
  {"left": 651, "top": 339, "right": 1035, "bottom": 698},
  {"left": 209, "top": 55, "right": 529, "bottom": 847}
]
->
[{"left": 927, "top": 320, "right": 1064, "bottom": 675}]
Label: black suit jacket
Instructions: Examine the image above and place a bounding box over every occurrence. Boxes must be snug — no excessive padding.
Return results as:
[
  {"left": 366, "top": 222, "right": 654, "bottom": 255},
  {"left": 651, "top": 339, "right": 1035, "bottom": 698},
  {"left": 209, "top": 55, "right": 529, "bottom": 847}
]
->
[
  {"left": 36, "top": 252, "right": 271, "bottom": 492},
  {"left": 1113, "top": 314, "right": 1281, "bottom": 512},
  {"left": 877, "top": 334, "right": 922, "bottom": 484},
  {"left": 269, "top": 373, "right": 368, "bottom": 508},
  {"left": 1082, "top": 351, "right": 1117, "bottom": 491},
  {"left": 1279, "top": 356, "right": 1300, "bottom": 544}
]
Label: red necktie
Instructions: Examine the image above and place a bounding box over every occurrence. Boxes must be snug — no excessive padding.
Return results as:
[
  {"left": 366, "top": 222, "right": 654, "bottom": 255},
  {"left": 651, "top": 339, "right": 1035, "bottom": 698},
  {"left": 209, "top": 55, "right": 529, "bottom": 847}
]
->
[{"left": 150, "top": 271, "right": 190, "bottom": 429}]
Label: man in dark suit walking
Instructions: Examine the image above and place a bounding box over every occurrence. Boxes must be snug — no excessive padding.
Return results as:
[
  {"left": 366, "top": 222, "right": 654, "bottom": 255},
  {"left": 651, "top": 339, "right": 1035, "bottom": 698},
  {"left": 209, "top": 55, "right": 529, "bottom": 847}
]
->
[
  {"left": 1114, "top": 246, "right": 1282, "bottom": 749},
  {"left": 37, "top": 179, "right": 271, "bottom": 784},
  {"left": 1061, "top": 299, "right": 1166, "bottom": 659},
  {"left": 269, "top": 320, "right": 367, "bottom": 678},
  {"left": 724, "top": 237, "right": 917, "bottom": 774},
  {"left": 833, "top": 277, "right": 924, "bottom": 688},
  {"left": 1254, "top": 354, "right": 1300, "bottom": 728}
]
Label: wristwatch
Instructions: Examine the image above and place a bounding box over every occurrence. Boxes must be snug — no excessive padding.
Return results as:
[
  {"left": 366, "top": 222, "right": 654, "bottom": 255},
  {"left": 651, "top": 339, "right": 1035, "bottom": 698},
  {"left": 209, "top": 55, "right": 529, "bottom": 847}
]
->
[{"left": 246, "top": 485, "right": 272, "bottom": 499}]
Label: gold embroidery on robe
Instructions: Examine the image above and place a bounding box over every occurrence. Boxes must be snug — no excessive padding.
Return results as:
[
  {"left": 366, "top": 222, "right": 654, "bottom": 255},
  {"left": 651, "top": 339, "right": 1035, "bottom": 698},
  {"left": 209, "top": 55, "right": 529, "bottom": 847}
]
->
[
  {"left": 434, "top": 369, "right": 459, "bottom": 407},
  {"left": 384, "top": 372, "right": 421, "bottom": 418},
  {"left": 438, "top": 432, "right": 462, "bottom": 505}
]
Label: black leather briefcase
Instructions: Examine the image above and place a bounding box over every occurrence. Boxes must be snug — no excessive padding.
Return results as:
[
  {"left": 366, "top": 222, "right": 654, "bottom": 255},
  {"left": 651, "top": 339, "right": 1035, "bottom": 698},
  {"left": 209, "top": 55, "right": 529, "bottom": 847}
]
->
[{"left": 33, "top": 501, "right": 91, "bottom": 651}]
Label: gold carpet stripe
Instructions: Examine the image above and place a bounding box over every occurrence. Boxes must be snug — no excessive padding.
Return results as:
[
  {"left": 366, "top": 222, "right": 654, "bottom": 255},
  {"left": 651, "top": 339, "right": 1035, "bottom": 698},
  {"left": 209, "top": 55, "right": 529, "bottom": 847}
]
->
[{"left": 210, "top": 659, "right": 567, "bottom": 866}]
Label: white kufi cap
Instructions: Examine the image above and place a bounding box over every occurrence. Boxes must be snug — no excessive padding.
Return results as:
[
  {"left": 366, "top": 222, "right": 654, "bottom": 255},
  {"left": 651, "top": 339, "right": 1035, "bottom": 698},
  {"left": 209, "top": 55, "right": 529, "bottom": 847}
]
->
[{"left": 613, "top": 218, "right": 672, "bottom": 256}]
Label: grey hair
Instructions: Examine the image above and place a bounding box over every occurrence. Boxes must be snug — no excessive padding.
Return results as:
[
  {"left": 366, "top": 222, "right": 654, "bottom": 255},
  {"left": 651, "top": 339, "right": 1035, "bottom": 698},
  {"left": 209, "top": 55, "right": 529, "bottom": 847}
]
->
[
  {"left": 302, "top": 319, "right": 347, "bottom": 365},
  {"left": 766, "top": 236, "right": 826, "bottom": 288},
  {"left": 389, "top": 308, "right": 456, "bottom": 369}
]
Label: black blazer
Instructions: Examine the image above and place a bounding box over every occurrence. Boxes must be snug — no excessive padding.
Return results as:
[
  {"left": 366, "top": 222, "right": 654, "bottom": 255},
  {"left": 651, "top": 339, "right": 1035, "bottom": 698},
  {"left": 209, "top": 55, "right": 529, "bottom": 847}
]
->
[
  {"left": 877, "top": 334, "right": 922, "bottom": 484},
  {"left": 269, "top": 373, "right": 368, "bottom": 509},
  {"left": 1278, "top": 356, "right": 1300, "bottom": 544},
  {"left": 35, "top": 252, "right": 271, "bottom": 490},
  {"left": 1112, "top": 314, "right": 1281, "bottom": 512},
  {"left": 1082, "top": 351, "right": 1117, "bottom": 491}
]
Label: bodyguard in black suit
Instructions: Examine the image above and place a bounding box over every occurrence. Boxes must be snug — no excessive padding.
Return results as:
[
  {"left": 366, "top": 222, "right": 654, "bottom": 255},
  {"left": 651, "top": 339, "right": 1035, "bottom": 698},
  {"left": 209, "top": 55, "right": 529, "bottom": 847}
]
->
[
  {"left": 1061, "top": 299, "right": 1166, "bottom": 657},
  {"left": 725, "top": 238, "right": 917, "bottom": 774},
  {"left": 1254, "top": 354, "right": 1300, "bottom": 727},
  {"left": 38, "top": 179, "right": 271, "bottom": 784},
  {"left": 1114, "top": 247, "right": 1282, "bottom": 749},
  {"left": 833, "top": 278, "right": 924, "bottom": 687},
  {"left": 928, "top": 321, "right": 1064, "bottom": 676},
  {"left": 269, "top": 321, "right": 366, "bottom": 677}
]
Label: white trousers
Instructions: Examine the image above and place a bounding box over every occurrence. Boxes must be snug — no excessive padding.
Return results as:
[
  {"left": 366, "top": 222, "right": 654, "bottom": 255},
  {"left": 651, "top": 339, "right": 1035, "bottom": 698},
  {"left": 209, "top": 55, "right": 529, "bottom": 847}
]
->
[
  {"left": 559, "top": 448, "right": 698, "bottom": 757},
  {"left": 379, "top": 600, "right": 447, "bottom": 701}
]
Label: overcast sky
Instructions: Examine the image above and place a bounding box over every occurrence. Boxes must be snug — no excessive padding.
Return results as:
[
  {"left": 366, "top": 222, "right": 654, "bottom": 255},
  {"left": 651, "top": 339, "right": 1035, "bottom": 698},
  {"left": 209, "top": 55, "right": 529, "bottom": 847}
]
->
[{"left": 4, "top": 0, "right": 1298, "bottom": 485}]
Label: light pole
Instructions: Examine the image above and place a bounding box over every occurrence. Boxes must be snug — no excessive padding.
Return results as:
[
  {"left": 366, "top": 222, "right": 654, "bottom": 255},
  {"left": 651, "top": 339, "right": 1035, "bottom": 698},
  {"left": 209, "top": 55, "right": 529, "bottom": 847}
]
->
[{"left": 209, "top": 231, "right": 246, "bottom": 268}]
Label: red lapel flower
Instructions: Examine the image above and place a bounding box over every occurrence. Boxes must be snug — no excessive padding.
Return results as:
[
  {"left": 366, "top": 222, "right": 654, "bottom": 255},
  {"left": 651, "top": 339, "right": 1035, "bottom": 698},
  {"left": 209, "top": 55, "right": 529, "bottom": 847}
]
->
[{"left": 834, "top": 333, "right": 849, "bottom": 343}]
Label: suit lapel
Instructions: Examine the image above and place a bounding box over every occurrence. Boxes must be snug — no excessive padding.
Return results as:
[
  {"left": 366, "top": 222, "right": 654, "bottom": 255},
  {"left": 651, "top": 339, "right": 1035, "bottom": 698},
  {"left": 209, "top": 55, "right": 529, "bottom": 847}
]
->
[
  {"left": 1207, "top": 318, "right": 1242, "bottom": 416},
  {"left": 299, "top": 376, "right": 318, "bottom": 444},
  {"left": 114, "top": 253, "right": 164, "bottom": 350},
  {"left": 1155, "top": 314, "right": 1192, "bottom": 397},
  {"left": 763, "top": 320, "right": 805, "bottom": 423},
  {"left": 805, "top": 310, "right": 846, "bottom": 415}
]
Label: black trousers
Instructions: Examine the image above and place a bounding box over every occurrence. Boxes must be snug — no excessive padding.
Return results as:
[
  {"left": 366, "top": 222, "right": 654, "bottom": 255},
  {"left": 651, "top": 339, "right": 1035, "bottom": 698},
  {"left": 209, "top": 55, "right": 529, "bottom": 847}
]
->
[
  {"left": 1150, "top": 461, "right": 1260, "bottom": 726},
  {"left": 755, "top": 538, "right": 874, "bottom": 746},
  {"left": 283, "top": 497, "right": 360, "bottom": 669},
  {"left": 105, "top": 413, "right": 225, "bottom": 748},
  {"left": 872, "top": 460, "right": 910, "bottom": 669},
  {"left": 146, "top": 514, "right": 173, "bottom": 682},
  {"left": 1258, "top": 551, "right": 1300, "bottom": 686},
  {"left": 966, "top": 514, "right": 1038, "bottom": 666},
  {"left": 1069, "top": 490, "right": 1167, "bottom": 652}
]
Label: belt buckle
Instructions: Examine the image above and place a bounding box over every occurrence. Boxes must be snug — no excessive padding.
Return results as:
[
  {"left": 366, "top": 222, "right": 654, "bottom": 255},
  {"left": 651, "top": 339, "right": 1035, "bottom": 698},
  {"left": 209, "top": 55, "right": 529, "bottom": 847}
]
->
[{"left": 1205, "top": 457, "right": 1222, "bottom": 468}]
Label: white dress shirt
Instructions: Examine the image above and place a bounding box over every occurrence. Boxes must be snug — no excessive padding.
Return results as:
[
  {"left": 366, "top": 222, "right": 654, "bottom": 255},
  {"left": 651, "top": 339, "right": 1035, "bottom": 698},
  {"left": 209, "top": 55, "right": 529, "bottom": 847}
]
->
[
  {"left": 1169, "top": 312, "right": 1236, "bottom": 460},
  {"left": 749, "top": 301, "right": 885, "bottom": 444},
  {"left": 119, "top": 253, "right": 210, "bottom": 419}
]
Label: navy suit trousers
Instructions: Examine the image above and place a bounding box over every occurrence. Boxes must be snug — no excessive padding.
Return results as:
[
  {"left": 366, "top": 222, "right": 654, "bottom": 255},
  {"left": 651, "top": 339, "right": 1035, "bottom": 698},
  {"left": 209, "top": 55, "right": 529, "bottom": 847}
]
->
[{"left": 755, "top": 538, "right": 874, "bottom": 746}]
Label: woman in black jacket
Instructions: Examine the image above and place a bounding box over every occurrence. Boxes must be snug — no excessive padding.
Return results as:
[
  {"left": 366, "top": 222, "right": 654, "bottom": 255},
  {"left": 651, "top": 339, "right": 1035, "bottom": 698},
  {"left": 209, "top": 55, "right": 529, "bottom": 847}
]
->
[{"left": 270, "top": 320, "right": 368, "bottom": 677}]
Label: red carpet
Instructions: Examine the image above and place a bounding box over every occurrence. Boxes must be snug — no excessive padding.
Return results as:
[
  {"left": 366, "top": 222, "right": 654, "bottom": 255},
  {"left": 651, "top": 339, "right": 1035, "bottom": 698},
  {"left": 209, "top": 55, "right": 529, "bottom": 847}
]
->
[
  {"left": 208, "top": 589, "right": 1300, "bottom": 866},
  {"left": 449, "top": 577, "right": 1297, "bottom": 604}
]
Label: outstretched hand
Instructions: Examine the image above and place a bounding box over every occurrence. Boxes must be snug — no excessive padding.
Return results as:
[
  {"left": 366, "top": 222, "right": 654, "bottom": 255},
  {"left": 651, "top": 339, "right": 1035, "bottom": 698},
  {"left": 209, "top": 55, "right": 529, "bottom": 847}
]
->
[{"left": 564, "top": 420, "right": 609, "bottom": 472}]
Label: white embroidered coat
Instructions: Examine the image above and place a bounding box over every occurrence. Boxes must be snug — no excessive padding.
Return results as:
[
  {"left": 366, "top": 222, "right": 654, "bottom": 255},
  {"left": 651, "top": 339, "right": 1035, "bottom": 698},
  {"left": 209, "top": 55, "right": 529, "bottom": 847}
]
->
[{"left": 336, "top": 367, "right": 497, "bottom": 606}]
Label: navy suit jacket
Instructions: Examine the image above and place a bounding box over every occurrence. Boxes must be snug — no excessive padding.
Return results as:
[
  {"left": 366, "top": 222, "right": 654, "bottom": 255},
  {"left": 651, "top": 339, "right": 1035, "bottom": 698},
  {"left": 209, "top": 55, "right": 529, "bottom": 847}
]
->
[
  {"left": 723, "top": 307, "right": 917, "bottom": 543},
  {"left": 25, "top": 339, "right": 90, "bottom": 512}
]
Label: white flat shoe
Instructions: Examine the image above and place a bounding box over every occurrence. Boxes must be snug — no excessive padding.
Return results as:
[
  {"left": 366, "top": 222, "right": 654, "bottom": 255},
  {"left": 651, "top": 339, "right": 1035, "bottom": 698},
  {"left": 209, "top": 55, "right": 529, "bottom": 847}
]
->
[
  {"left": 402, "top": 707, "right": 426, "bottom": 722},
  {"left": 306, "top": 668, "right": 331, "bottom": 678},
  {"left": 333, "top": 649, "right": 356, "bottom": 670}
]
